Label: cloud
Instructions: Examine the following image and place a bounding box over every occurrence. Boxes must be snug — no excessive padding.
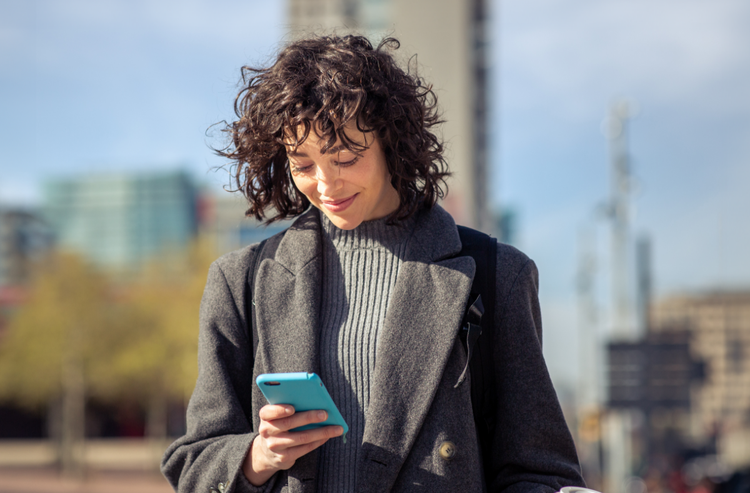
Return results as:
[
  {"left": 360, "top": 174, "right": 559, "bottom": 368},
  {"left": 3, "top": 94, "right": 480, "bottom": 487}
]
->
[
  {"left": 36, "top": 0, "right": 283, "bottom": 43},
  {"left": 17, "top": 0, "right": 283, "bottom": 73},
  {"left": 499, "top": 0, "right": 750, "bottom": 117}
]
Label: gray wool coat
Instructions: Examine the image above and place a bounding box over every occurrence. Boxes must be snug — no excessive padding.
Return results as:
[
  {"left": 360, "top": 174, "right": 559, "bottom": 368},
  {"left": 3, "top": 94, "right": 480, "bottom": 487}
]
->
[{"left": 161, "top": 204, "right": 585, "bottom": 493}]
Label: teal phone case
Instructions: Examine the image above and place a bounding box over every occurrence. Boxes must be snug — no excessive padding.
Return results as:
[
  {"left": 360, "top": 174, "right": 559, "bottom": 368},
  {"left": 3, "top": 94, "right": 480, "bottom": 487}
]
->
[{"left": 256, "top": 372, "right": 349, "bottom": 441}]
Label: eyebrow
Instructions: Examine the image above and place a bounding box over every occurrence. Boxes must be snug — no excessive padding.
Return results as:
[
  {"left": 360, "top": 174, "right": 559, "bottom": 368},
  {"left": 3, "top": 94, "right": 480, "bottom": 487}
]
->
[{"left": 286, "top": 144, "right": 355, "bottom": 158}]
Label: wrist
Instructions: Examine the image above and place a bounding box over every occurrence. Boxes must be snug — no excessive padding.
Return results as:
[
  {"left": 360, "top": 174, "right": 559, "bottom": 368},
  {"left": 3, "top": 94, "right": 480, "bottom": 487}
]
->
[{"left": 243, "top": 435, "right": 276, "bottom": 487}]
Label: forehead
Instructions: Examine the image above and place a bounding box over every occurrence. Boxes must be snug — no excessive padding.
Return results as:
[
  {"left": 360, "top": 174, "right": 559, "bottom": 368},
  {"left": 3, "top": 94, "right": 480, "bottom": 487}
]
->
[{"left": 283, "top": 121, "right": 371, "bottom": 154}]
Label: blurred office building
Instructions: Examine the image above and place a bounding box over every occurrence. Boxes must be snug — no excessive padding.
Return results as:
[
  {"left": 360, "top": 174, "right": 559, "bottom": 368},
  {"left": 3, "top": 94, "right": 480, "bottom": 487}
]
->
[
  {"left": 494, "top": 207, "right": 518, "bottom": 246},
  {"left": 0, "top": 208, "right": 51, "bottom": 337},
  {"left": 288, "top": 0, "right": 492, "bottom": 231},
  {"left": 0, "top": 208, "right": 53, "bottom": 287},
  {"left": 606, "top": 290, "right": 750, "bottom": 477},
  {"left": 649, "top": 292, "right": 750, "bottom": 470},
  {"left": 197, "top": 191, "right": 290, "bottom": 256},
  {"left": 42, "top": 170, "right": 198, "bottom": 272},
  {"left": 607, "top": 330, "right": 704, "bottom": 474}
]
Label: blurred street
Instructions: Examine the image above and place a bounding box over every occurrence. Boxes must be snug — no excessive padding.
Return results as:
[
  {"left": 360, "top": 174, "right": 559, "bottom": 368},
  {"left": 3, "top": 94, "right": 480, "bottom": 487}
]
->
[
  {"left": 0, "top": 440, "right": 172, "bottom": 493},
  {"left": 0, "top": 468, "right": 172, "bottom": 493}
]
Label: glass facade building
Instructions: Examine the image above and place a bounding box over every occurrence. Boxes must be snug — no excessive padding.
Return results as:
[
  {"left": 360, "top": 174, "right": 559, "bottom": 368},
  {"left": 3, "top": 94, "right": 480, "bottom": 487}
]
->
[{"left": 43, "top": 171, "right": 198, "bottom": 270}]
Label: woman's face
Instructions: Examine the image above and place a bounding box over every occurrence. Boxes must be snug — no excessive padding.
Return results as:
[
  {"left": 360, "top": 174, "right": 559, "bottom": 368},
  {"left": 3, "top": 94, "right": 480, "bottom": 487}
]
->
[{"left": 286, "top": 122, "right": 400, "bottom": 230}]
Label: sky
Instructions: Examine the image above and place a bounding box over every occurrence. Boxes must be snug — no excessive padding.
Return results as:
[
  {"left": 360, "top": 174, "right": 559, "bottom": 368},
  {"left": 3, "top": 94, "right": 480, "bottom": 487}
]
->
[
  {"left": 0, "top": 0, "right": 286, "bottom": 197},
  {"left": 496, "top": 0, "right": 750, "bottom": 389},
  {"left": 1, "top": 0, "right": 749, "bottom": 391}
]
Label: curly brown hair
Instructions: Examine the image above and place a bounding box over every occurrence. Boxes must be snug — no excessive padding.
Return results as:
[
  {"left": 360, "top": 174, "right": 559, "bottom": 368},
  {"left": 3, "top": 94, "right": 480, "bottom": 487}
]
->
[{"left": 217, "top": 34, "right": 449, "bottom": 223}]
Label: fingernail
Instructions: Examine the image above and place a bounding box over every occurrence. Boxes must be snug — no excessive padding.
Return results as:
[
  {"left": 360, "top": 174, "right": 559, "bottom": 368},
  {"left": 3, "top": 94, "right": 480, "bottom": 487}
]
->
[
  {"left": 286, "top": 406, "right": 293, "bottom": 415},
  {"left": 318, "top": 410, "right": 327, "bottom": 420}
]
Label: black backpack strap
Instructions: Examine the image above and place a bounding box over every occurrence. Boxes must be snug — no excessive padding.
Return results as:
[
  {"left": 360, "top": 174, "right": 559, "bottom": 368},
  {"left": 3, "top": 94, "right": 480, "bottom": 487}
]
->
[
  {"left": 456, "top": 225, "right": 498, "bottom": 485},
  {"left": 247, "top": 232, "right": 284, "bottom": 356}
]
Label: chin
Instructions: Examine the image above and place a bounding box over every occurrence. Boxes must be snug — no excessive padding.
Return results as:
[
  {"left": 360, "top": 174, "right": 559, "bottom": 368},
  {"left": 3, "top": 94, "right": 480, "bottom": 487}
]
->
[{"left": 324, "top": 212, "right": 362, "bottom": 230}]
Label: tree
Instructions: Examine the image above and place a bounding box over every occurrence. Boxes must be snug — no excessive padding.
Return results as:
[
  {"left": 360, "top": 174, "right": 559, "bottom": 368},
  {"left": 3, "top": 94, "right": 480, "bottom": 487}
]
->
[
  {"left": 0, "top": 252, "right": 119, "bottom": 475},
  {"left": 91, "top": 239, "right": 213, "bottom": 440},
  {"left": 0, "top": 239, "right": 216, "bottom": 472}
]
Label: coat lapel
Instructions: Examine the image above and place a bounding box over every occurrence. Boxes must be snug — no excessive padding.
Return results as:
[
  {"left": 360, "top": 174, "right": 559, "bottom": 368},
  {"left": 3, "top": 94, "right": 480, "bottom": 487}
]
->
[
  {"left": 357, "top": 206, "right": 476, "bottom": 492},
  {"left": 253, "top": 209, "right": 323, "bottom": 493},
  {"left": 254, "top": 209, "right": 322, "bottom": 375}
]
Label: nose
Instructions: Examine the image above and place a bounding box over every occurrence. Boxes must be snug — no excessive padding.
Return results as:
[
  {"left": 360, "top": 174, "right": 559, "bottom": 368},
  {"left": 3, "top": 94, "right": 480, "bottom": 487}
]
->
[{"left": 316, "top": 164, "right": 341, "bottom": 196}]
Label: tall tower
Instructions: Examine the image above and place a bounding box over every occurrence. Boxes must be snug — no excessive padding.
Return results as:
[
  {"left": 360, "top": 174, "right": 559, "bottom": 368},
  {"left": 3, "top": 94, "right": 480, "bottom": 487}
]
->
[
  {"left": 604, "top": 100, "right": 637, "bottom": 340},
  {"left": 601, "top": 100, "right": 638, "bottom": 493},
  {"left": 287, "top": 0, "right": 490, "bottom": 229}
]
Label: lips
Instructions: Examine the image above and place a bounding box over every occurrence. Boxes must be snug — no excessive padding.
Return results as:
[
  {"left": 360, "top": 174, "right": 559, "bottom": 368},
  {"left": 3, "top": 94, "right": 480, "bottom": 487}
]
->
[{"left": 321, "top": 193, "right": 358, "bottom": 213}]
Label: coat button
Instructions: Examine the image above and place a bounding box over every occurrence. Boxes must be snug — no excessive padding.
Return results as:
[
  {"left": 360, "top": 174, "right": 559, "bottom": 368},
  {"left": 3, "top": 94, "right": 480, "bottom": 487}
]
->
[{"left": 438, "top": 441, "right": 456, "bottom": 460}]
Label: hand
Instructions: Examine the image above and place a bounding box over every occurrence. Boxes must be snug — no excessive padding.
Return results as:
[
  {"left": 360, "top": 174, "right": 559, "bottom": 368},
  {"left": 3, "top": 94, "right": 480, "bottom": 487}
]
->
[{"left": 242, "top": 404, "right": 344, "bottom": 486}]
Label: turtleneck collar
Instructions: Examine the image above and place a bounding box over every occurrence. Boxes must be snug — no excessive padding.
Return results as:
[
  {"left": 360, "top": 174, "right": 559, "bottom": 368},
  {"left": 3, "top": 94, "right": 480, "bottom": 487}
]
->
[{"left": 319, "top": 209, "right": 417, "bottom": 253}]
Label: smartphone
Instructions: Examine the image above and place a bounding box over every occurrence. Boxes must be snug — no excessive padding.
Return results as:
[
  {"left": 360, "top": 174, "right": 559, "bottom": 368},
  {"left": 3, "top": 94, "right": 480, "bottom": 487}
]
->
[{"left": 256, "top": 372, "right": 349, "bottom": 442}]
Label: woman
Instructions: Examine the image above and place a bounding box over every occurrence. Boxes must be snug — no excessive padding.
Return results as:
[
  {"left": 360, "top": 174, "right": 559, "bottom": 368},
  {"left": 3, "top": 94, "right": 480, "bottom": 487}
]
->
[{"left": 162, "top": 35, "right": 585, "bottom": 493}]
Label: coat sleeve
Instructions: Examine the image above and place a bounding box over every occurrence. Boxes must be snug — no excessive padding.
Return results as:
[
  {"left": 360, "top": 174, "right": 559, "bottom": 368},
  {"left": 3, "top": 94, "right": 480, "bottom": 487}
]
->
[
  {"left": 487, "top": 247, "right": 586, "bottom": 493},
  {"left": 160, "top": 255, "right": 278, "bottom": 493}
]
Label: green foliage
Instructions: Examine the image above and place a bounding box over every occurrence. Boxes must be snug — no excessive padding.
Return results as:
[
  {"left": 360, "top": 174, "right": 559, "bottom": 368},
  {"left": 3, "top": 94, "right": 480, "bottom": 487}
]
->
[
  {"left": 0, "top": 239, "right": 215, "bottom": 409},
  {"left": 89, "top": 240, "right": 214, "bottom": 402},
  {"left": 0, "top": 252, "right": 112, "bottom": 408}
]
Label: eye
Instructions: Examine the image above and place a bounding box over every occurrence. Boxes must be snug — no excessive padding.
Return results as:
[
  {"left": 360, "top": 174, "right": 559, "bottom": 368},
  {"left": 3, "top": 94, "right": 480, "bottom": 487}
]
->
[
  {"left": 335, "top": 156, "right": 360, "bottom": 167},
  {"left": 290, "top": 161, "right": 313, "bottom": 174}
]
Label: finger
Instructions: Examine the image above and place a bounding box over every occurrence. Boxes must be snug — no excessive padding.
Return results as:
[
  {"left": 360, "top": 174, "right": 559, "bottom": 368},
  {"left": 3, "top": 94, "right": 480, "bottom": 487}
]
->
[
  {"left": 269, "top": 435, "right": 338, "bottom": 470},
  {"left": 266, "top": 425, "right": 344, "bottom": 452},
  {"left": 264, "top": 409, "right": 329, "bottom": 433},
  {"left": 283, "top": 438, "right": 330, "bottom": 464},
  {"left": 258, "top": 404, "right": 295, "bottom": 422}
]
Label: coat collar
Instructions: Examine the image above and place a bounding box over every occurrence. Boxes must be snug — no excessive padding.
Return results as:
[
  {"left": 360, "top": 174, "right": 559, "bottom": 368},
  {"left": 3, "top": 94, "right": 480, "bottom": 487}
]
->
[
  {"left": 252, "top": 204, "right": 475, "bottom": 493},
  {"left": 402, "top": 204, "right": 464, "bottom": 262},
  {"left": 272, "top": 207, "right": 322, "bottom": 275},
  {"left": 270, "top": 203, "right": 465, "bottom": 270}
]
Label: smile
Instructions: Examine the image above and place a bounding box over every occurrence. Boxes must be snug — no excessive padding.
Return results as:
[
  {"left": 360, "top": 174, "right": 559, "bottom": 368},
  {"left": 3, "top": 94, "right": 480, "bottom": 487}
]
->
[{"left": 321, "top": 194, "right": 358, "bottom": 213}]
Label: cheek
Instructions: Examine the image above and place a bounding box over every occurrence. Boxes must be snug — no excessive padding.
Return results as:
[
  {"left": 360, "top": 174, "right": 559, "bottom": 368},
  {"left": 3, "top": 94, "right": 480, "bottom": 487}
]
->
[{"left": 291, "top": 175, "right": 317, "bottom": 200}]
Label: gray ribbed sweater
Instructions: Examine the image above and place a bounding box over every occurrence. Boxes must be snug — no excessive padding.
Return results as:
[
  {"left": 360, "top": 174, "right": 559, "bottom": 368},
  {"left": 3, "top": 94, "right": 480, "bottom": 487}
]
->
[{"left": 315, "top": 211, "right": 414, "bottom": 492}]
